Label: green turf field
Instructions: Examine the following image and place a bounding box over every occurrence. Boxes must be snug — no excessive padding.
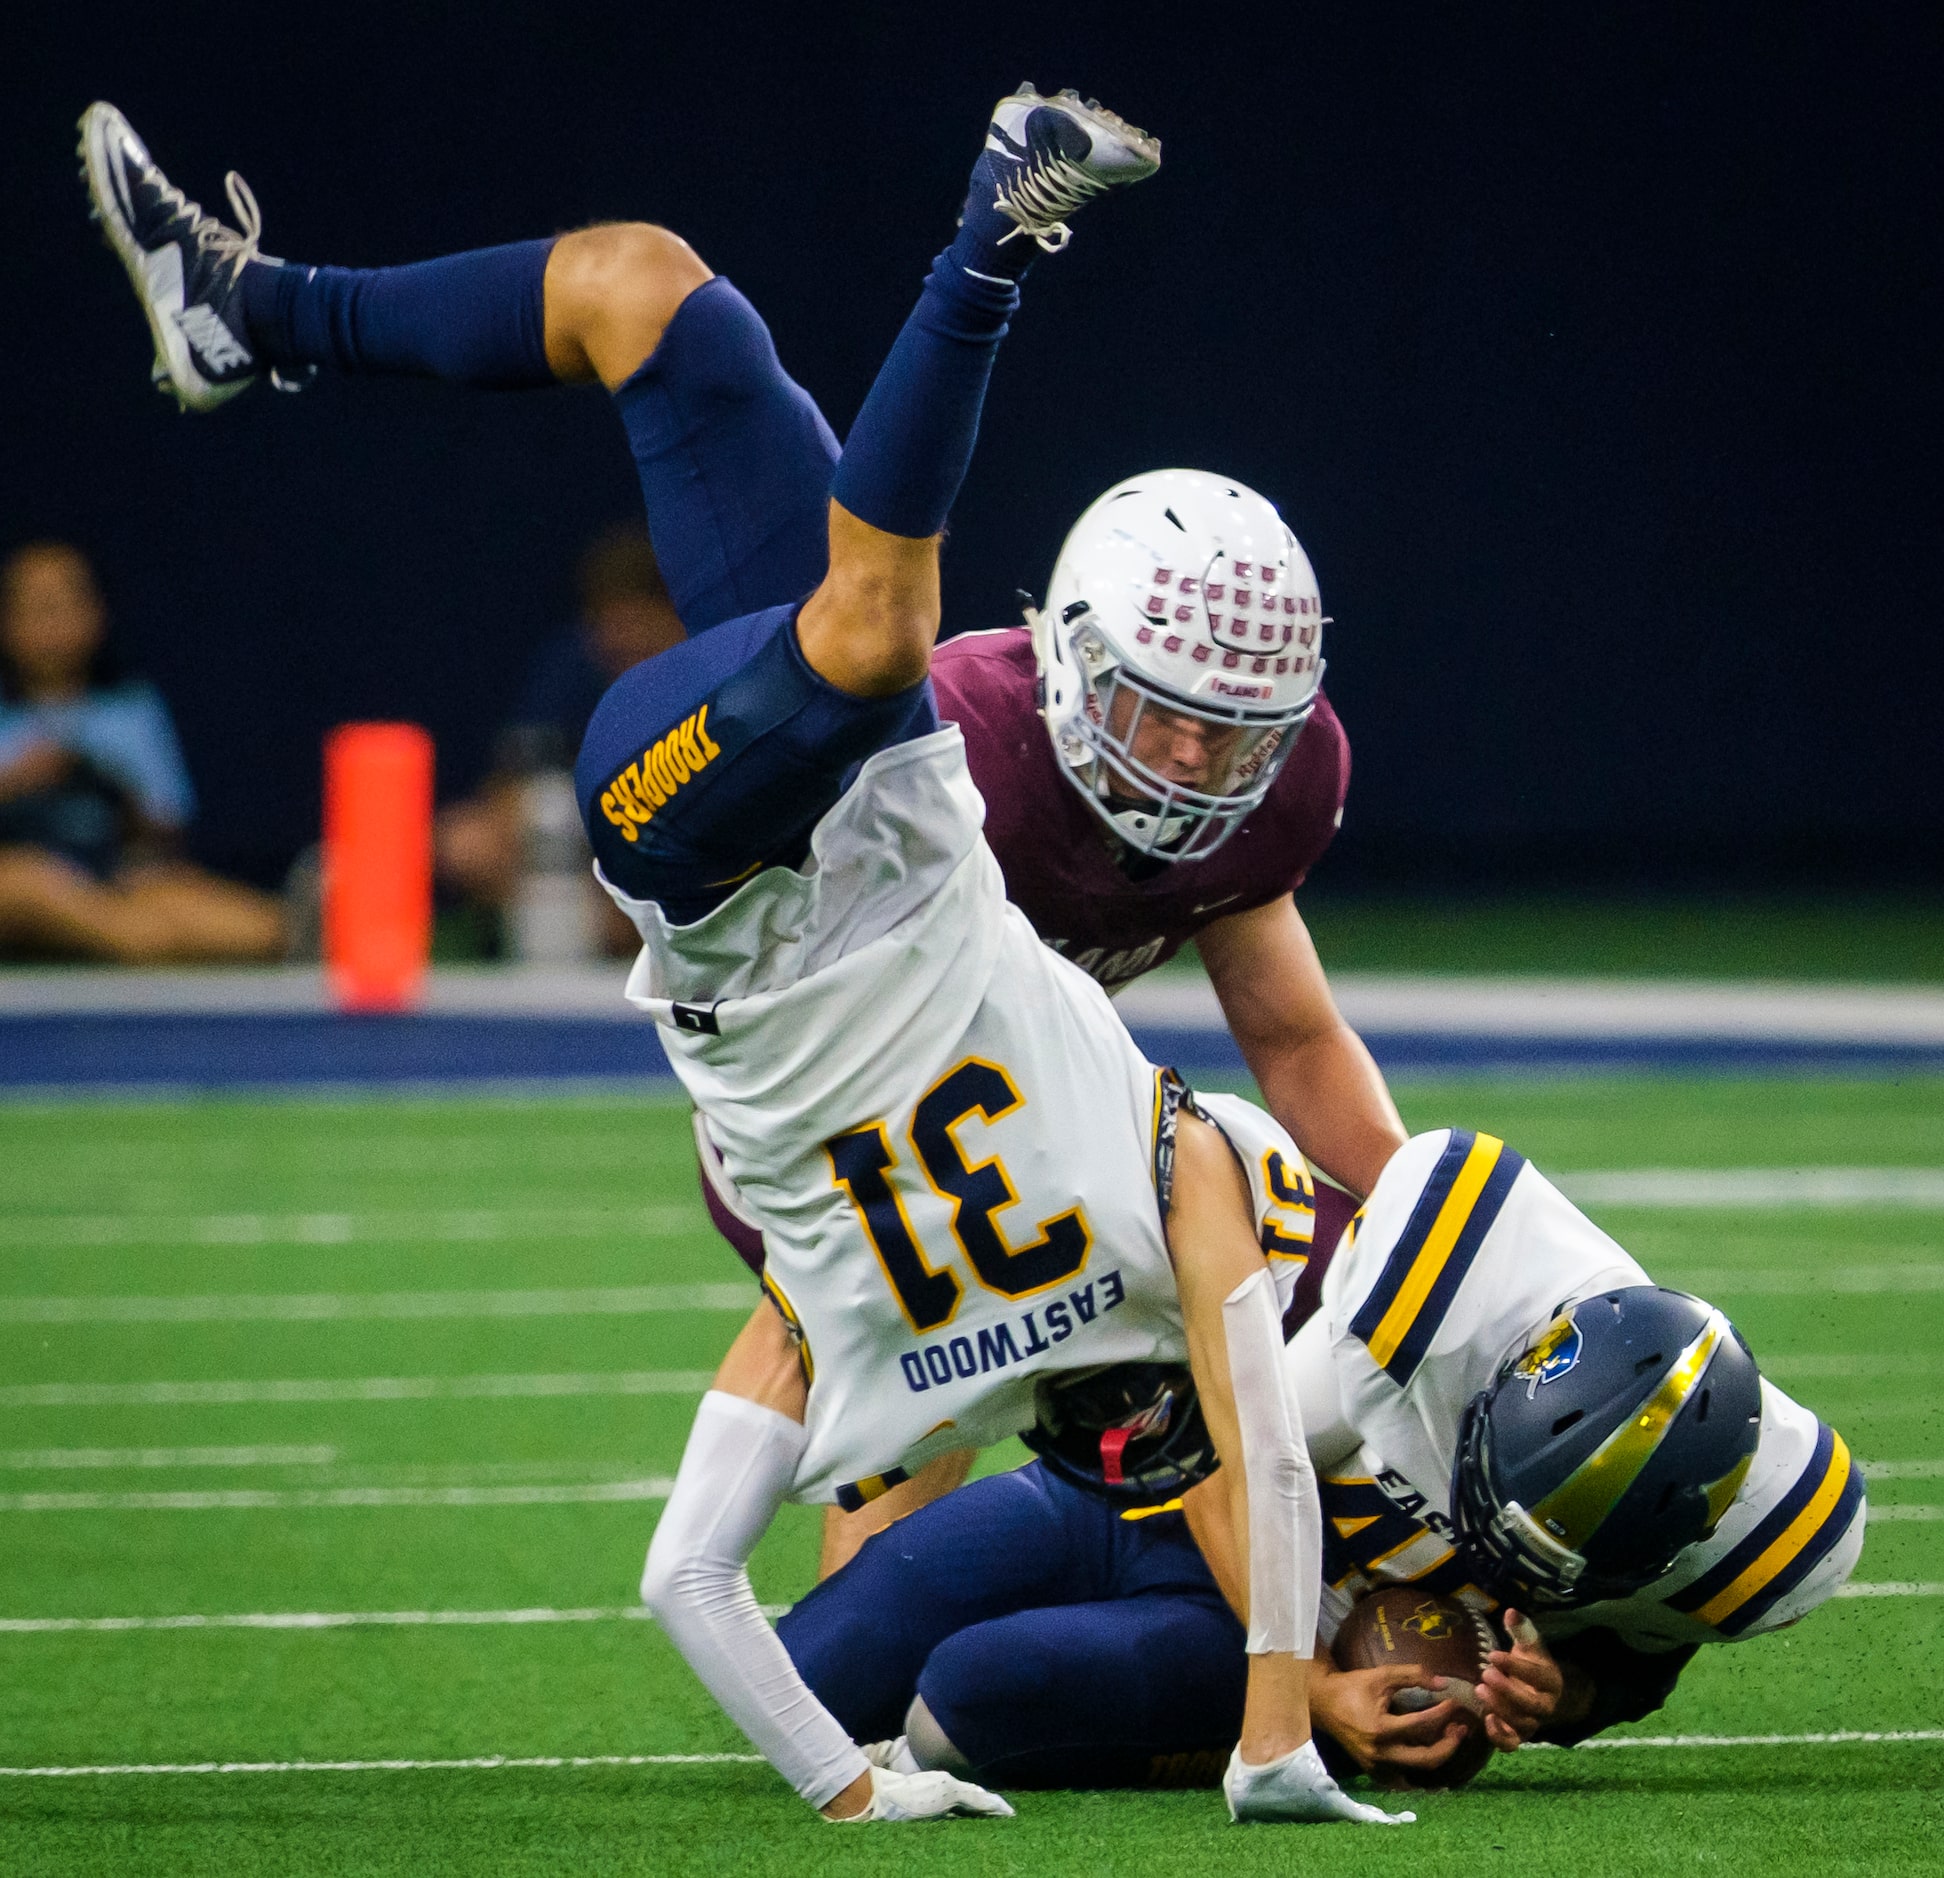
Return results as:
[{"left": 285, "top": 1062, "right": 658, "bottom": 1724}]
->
[{"left": 2, "top": 1078, "right": 1941, "bottom": 1874}]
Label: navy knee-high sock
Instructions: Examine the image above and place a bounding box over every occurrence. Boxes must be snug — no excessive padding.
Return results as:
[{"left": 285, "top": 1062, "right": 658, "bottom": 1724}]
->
[
  {"left": 237, "top": 239, "right": 555, "bottom": 387},
  {"left": 827, "top": 138, "right": 1048, "bottom": 540}
]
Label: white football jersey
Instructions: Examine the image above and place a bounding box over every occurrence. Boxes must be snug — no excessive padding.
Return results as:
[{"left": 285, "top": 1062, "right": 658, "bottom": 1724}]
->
[
  {"left": 1292, "top": 1129, "right": 1866, "bottom": 1654},
  {"left": 604, "top": 727, "right": 1251, "bottom": 1506}
]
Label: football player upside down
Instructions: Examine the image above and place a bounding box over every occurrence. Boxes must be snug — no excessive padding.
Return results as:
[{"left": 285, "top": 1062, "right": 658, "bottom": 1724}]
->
[
  {"left": 83, "top": 86, "right": 1412, "bottom": 1828},
  {"left": 81, "top": 52, "right": 1409, "bottom": 1583}
]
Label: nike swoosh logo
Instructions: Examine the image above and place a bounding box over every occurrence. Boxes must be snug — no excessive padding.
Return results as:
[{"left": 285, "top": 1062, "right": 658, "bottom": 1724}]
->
[{"left": 1192, "top": 895, "right": 1242, "bottom": 915}]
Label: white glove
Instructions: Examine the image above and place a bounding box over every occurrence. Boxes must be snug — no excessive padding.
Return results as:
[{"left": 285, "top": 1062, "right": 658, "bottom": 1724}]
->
[
  {"left": 1223, "top": 1741, "right": 1416, "bottom": 1826},
  {"left": 825, "top": 1764, "right": 1015, "bottom": 1823},
  {"left": 861, "top": 1737, "right": 922, "bottom": 1773}
]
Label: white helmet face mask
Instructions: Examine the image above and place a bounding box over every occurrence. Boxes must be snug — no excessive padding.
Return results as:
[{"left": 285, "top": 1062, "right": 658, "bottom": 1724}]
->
[{"left": 1030, "top": 469, "right": 1327, "bottom": 862}]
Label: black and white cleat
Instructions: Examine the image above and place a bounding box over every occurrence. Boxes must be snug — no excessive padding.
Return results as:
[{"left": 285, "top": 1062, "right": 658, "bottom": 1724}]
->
[
  {"left": 980, "top": 84, "right": 1162, "bottom": 253},
  {"left": 78, "top": 100, "right": 291, "bottom": 411}
]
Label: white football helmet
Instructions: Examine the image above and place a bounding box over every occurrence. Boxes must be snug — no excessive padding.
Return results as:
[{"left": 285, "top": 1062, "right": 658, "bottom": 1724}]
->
[{"left": 1030, "top": 469, "right": 1326, "bottom": 861}]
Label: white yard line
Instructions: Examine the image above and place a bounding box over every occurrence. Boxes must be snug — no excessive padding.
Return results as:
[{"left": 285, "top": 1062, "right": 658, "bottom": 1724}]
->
[
  {"left": 1864, "top": 1504, "right": 1944, "bottom": 1522},
  {"left": 1764, "top": 1354, "right": 1944, "bottom": 1378},
  {"left": 1547, "top": 1729, "right": 1944, "bottom": 1751},
  {"left": 1860, "top": 1460, "right": 1944, "bottom": 1480},
  {"left": 1559, "top": 1169, "right": 1944, "bottom": 1208},
  {"left": 3, "top": 1279, "right": 1934, "bottom": 1332},
  {"left": 0, "top": 1445, "right": 336, "bottom": 1471},
  {"left": 0, "top": 1286, "right": 751, "bottom": 1324},
  {"left": 11, "top": 1589, "right": 1939, "bottom": 1640},
  {"left": 6, "top": 1730, "right": 1942, "bottom": 1779},
  {"left": 0, "top": 1207, "right": 696, "bottom": 1249},
  {"left": 0, "top": 1753, "right": 763, "bottom": 1777},
  {"left": 0, "top": 1479, "right": 675, "bottom": 1514},
  {"left": 0, "top": 1604, "right": 787, "bottom": 1634},
  {"left": 1651, "top": 1264, "right": 1944, "bottom": 1296},
  {"left": 0, "top": 1371, "right": 714, "bottom": 1409}
]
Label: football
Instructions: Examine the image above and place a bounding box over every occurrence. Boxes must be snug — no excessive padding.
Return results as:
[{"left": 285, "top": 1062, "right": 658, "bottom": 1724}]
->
[{"left": 1331, "top": 1588, "right": 1500, "bottom": 1788}]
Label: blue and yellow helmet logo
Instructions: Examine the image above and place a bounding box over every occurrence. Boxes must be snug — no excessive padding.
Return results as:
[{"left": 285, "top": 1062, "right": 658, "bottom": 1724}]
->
[{"left": 1512, "top": 1315, "right": 1583, "bottom": 1399}]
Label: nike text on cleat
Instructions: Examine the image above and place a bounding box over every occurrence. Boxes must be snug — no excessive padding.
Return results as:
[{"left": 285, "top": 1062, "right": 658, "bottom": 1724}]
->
[
  {"left": 982, "top": 84, "right": 1160, "bottom": 252},
  {"left": 1222, "top": 1741, "right": 1416, "bottom": 1826},
  {"left": 77, "top": 101, "right": 284, "bottom": 412}
]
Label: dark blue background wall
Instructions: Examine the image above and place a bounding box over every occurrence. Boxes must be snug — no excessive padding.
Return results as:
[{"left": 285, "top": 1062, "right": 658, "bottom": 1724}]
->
[{"left": 6, "top": 4, "right": 1939, "bottom": 888}]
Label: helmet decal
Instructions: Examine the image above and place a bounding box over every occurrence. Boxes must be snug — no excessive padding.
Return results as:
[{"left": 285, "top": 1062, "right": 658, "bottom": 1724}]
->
[{"left": 1512, "top": 1316, "right": 1584, "bottom": 1399}]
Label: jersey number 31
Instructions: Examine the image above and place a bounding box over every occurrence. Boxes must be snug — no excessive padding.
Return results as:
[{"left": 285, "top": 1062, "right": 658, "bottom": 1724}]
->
[{"left": 825, "top": 1058, "right": 1092, "bottom": 1334}]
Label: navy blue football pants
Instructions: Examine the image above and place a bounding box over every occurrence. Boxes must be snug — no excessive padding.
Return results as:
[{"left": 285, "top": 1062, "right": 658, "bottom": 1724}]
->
[
  {"left": 777, "top": 1460, "right": 1248, "bottom": 1789},
  {"left": 571, "top": 278, "right": 935, "bottom": 920}
]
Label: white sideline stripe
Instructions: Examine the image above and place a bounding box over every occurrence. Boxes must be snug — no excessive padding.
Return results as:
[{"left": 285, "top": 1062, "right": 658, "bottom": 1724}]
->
[
  {"left": 1839, "top": 1582, "right": 1944, "bottom": 1598},
  {"left": 0, "top": 1753, "right": 764, "bottom": 1778},
  {"left": 1865, "top": 1504, "right": 1944, "bottom": 1523},
  {"left": 0, "top": 1285, "right": 752, "bottom": 1324},
  {"left": 7, "top": 1730, "right": 1944, "bottom": 1779},
  {"left": 1115, "top": 973, "right": 1944, "bottom": 1043},
  {"left": 0, "top": 1206, "right": 696, "bottom": 1249},
  {"left": 0, "top": 1478, "right": 674, "bottom": 1513},
  {"left": 1559, "top": 1168, "right": 1944, "bottom": 1209},
  {"left": 15, "top": 963, "right": 1944, "bottom": 1042},
  {"left": 0, "top": 1604, "right": 789, "bottom": 1635},
  {"left": 1536, "top": 1729, "right": 1944, "bottom": 1752},
  {"left": 1860, "top": 1460, "right": 1944, "bottom": 1480},
  {"left": 0, "top": 1370, "right": 714, "bottom": 1409},
  {"left": 0, "top": 1445, "right": 337, "bottom": 1472}
]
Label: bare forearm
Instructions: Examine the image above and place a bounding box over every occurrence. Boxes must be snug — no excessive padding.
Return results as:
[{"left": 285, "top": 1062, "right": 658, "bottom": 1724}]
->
[
  {"left": 1247, "top": 1022, "right": 1406, "bottom": 1199},
  {"left": 1200, "top": 898, "right": 1406, "bottom": 1200}
]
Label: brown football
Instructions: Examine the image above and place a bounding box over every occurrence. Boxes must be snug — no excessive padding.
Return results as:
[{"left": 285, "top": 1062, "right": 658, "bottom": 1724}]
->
[{"left": 1330, "top": 1588, "right": 1499, "bottom": 1788}]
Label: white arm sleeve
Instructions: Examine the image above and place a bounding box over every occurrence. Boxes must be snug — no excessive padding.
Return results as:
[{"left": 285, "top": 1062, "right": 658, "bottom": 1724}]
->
[
  {"left": 1224, "top": 1267, "right": 1322, "bottom": 1658},
  {"left": 641, "top": 1390, "right": 869, "bottom": 1809}
]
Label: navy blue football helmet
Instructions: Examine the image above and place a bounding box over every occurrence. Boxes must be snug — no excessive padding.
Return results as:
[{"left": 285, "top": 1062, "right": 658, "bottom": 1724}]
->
[
  {"left": 1023, "top": 1362, "right": 1217, "bottom": 1502},
  {"left": 1452, "top": 1287, "right": 1763, "bottom": 1606}
]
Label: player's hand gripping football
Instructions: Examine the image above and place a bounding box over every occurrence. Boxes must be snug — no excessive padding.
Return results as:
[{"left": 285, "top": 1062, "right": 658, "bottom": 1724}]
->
[
  {"left": 1474, "top": 1609, "right": 1565, "bottom": 1749},
  {"left": 1308, "top": 1659, "right": 1473, "bottom": 1780},
  {"left": 825, "top": 1764, "right": 1015, "bottom": 1823}
]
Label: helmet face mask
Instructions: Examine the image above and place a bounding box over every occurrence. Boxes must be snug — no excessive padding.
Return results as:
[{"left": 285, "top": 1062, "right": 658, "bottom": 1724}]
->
[
  {"left": 1071, "top": 642, "right": 1311, "bottom": 860},
  {"left": 1449, "top": 1289, "right": 1766, "bottom": 1610},
  {"left": 1033, "top": 470, "right": 1327, "bottom": 863}
]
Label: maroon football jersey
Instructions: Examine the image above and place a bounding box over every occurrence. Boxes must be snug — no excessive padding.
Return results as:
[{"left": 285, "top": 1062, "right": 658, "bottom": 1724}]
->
[{"left": 929, "top": 628, "right": 1350, "bottom": 989}]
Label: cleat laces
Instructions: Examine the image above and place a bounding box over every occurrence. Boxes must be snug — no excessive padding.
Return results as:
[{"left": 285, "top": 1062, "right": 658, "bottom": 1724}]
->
[
  {"left": 992, "top": 156, "right": 1112, "bottom": 252},
  {"left": 142, "top": 157, "right": 269, "bottom": 285}
]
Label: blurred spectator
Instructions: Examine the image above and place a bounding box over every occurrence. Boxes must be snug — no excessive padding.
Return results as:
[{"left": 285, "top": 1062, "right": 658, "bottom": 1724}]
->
[
  {"left": 0, "top": 542, "right": 284, "bottom": 963},
  {"left": 437, "top": 523, "right": 683, "bottom": 955}
]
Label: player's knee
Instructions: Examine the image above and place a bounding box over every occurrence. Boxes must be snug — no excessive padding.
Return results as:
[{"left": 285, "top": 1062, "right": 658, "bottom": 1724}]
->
[
  {"left": 902, "top": 1695, "right": 973, "bottom": 1777},
  {"left": 553, "top": 222, "right": 711, "bottom": 317},
  {"left": 799, "top": 566, "right": 937, "bottom": 697},
  {"left": 918, "top": 1627, "right": 1055, "bottom": 1723}
]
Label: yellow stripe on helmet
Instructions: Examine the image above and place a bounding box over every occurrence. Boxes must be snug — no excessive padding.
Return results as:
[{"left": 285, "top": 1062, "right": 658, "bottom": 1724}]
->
[{"left": 1528, "top": 1308, "right": 1729, "bottom": 1553}]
